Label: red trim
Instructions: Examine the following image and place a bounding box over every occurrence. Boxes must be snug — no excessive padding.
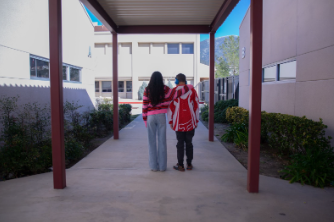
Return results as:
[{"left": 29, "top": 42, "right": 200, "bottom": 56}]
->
[
  {"left": 49, "top": 0, "right": 66, "bottom": 189},
  {"left": 112, "top": 33, "right": 119, "bottom": 139},
  {"left": 118, "top": 101, "right": 205, "bottom": 104},
  {"left": 94, "top": 25, "right": 109, "bottom": 32},
  {"left": 247, "top": 0, "right": 263, "bottom": 193},
  {"left": 209, "top": 32, "right": 215, "bottom": 142},
  {"left": 210, "top": 0, "right": 240, "bottom": 32},
  {"left": 118, "top": 25, "right": 211, "bottom": 34},
  {"left": 81, "top": 0, "right": 118, "bottom": 33}
]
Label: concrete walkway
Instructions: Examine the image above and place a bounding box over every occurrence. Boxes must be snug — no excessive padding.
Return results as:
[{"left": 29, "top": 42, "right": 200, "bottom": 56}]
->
[{"left": 0, "top": 115, "right": 333, "bottom": 222}]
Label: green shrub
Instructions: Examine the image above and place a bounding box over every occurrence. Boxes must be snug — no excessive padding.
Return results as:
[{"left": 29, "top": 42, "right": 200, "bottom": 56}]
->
[
  {"left": 201, "top": 99, "right": 238, "bottom": 123},
  {"left": 226, "top": 106, "right": 249, "bottom": 125},
  {"left": 262, "top": 113, "right": 330, "bottom": 155},
  {"left": 281, "top": 138, "right": 334, "bottom": 188},
  {"left": 65, "top": 139, "right": 85, "bottom": 162},
  {"left": 119, "top": 104, "right": 132, "bottom": 125},
  {"left": 221, "top": 123, "right": 248, "bottom": 149},
  {"left": 200, "top": 104, "right": 209, "bottom": 121}
]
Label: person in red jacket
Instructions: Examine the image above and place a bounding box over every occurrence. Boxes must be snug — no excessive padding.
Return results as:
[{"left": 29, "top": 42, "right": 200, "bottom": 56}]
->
[{"left": 167, "top": 73, "right": 199, "bottom": 171}]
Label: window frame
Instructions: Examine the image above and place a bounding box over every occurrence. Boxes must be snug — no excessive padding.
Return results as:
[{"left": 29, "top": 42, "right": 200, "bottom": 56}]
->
[
  {"left": 30, "top": 55, "right": 82, "bottom": 83},
  {"left": 262, "top": 59, "right": 296, "bottom": 83}
]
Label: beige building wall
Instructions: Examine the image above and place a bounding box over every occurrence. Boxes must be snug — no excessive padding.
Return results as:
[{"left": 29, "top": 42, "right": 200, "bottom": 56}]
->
[
  {"left": 93, "top": 32, "right": 202, "bottom": 100},
  {"left": 239, "top": 0, "right": 334, "bottom": 144},
  {"left": 0, "top": 0, "right": 95, "bottom": 111}
]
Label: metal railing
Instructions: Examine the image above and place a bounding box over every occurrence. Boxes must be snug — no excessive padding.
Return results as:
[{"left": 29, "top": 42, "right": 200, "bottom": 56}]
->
[{"left": 195, "top": 76, "right": 239, "bottom": 103}]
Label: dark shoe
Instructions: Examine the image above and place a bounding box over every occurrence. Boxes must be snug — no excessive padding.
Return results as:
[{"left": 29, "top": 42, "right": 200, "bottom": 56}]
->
[
  {"left": 173, "top": 163, "right": 185, "bottom": 172},
  {"left": 187, "top": 164, "right": 193, "bottom": 170}
]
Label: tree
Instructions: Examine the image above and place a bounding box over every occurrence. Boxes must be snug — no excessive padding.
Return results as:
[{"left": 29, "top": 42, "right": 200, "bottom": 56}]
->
[
  {"left": 138, "top": 81, "right": 147, "bottom": 100},
  {"left": 167, "top": 80, "right": 173, "bottom": 89},
  {"left": 215, "top": 57, "right": 230, "bottom": 78},
  {"left": 216, "top": 35, "right": 239, "bottom": 78}
]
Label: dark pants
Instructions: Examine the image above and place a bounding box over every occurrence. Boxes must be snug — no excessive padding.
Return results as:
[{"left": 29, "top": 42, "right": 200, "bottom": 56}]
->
[{"left": 176, "top": 129, "right": 195, "bottom": 166}]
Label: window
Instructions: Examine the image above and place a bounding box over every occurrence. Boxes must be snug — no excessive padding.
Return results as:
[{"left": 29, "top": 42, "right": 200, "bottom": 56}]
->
[
  {"left": 263, "top": 66, "right": 276, "bottom": 82},
  {"left": 30, "top": 55, "right": 81, "bottom": 82},
  {"left": 30, "top": 57, "right": 49, "bottom": 79},
  {"left": 182, "top": 43, "right": 194, "bottom": 54},
  {"left": 126, "top": 81, "right": 132, "bottom": 92},
  {"left": 95, "top": 81, "right": 99, "bottom": 92},
  {"left": 118, "top": 81, "right": 124, "bottom": 92},
  {"left": 262, "top": 60, "right": 296, "bottom": 83},
  {"left": 70, "top": 67, "right": 80, "bottom": 82},
  {"left": 102, "top": 81, "right": 111, "bottom": 92},
  {"left": 279, "top": 61, "right": 296, "bottom": 81},
  {"left": 167, "top": 43, "right": 179, "bottom": 54},
  {"left": 62, "top": 66, "right": 67, "bottom": 80}
]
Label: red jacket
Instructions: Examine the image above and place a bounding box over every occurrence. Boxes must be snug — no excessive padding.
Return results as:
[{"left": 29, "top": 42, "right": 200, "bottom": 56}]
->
[{"left": 167, "top": 86, "right": 199, "bottom": 132}]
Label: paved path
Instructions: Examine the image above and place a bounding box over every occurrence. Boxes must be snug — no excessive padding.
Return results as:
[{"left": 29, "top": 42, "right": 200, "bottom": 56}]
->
[{"left": 0, "top": 115, "right": 333, "bottom": 222}]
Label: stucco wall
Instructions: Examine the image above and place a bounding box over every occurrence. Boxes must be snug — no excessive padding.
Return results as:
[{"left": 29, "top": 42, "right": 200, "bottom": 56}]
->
[
  {"left": 93, "top": 33, "right": 201, "bottom": 99},
  {"left": 239, "top": 0, "right": 334, "bottom": 144},
  {"left": 0, "top": 0, "right": 95, "bottom": 110}
]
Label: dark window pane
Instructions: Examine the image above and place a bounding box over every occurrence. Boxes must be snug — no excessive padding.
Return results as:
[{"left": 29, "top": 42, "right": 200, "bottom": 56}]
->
[
  {"left": 126, "top": 81, "right": 132, "bottom": 92},
  {"left": 118, "top": 81, "right": 124, "bottom": 92},
  {"left": 62, "top": 66, "right": 67, "bottom": 80},
  {"left": 95, "top": 81, "right": 99, "bottom": 92},
  {"left": 167, "top": 43, "right": 179, "bottom": 54},
  {"left": 263, "top": 66, "right": 276, "bottom": 82},
  {"left": 102, "top": 81, "right": 111, "bottom": 92},
  {"left": 36, "top": 59, "right": 49, "bottom": 78},
  {"left": 30, "top": 57, "right": 36, "bottom": 77},
  {"left": 182, "top": 43, "right": 194, "bottom": 54},
  {"left": 70, "top": 68, "right": 80, "bottom": 82}
]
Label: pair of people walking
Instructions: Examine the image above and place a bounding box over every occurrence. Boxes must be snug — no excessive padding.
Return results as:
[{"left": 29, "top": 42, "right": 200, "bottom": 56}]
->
[{"left": 142, "top": 72, "right": 199, "bottom": 172}]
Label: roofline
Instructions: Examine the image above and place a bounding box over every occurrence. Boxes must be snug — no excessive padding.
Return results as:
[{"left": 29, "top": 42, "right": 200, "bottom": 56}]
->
[
  {"left": 239, "top": 6, "right": 251, "bottom": 29},
  {"left": 210, "top": 0, "right": 240, "bottom": 32}
]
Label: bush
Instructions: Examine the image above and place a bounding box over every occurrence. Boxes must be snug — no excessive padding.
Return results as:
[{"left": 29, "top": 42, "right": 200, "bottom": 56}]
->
[
  {"left": 119, "top": 104, "right": 132, "bottom": 125},
  {"left": 281, "top": 139, "right": 334, "bottom": 188},
  {"left": 201, "top": 99, "right": 238, "bottom": 123},
  {"left": 0, "top": 96, "right": 133, "bottom": 180},
  {"left": 221, "top": 123, "right": 248, "bottom": 149},
  {"left": 65, "top": 139, "right": 85, "bottom": 162},
  {"left": 226, "top": 106, "right": 249, "bottom": 125}
]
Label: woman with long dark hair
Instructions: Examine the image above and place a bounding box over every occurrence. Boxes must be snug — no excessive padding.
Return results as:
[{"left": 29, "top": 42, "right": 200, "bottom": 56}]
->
[{"left": 142, "top": 71, "right": 192, "bottom": 171}]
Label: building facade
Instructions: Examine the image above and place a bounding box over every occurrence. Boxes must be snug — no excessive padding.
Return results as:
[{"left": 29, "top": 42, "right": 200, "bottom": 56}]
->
[
  {"left": 239, "top": 0, "right": 334, "bottom": 144},
  {"left": 0, "top": 0, "right": 96, "bottom": 111},
  {"left": 93, "top": 26, "right": 209, "bottom": 100}
]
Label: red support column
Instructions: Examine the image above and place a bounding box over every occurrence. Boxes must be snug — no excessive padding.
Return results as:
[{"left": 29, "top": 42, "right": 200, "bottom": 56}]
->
[
  {"left": 247, "top": 0, "right": 263, "bottom": 193},
  {"left": 112, "top": 32, "right": 119, "bottom": 139},
  {"left": 49, "top": 0, "right": 66, "bottom": 189},
  {"left": 209, "top": 31, "right": 215, "bottom": 142}
]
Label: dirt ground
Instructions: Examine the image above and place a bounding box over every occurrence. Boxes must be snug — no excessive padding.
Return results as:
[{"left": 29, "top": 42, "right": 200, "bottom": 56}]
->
[{"left": 200, "top": 120, "right": 289, "bottom": 179}]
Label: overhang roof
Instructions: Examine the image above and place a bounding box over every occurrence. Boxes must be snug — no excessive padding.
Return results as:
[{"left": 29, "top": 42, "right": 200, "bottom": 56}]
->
[{"left": 81, "top": 0, "right": 240, "bottom": 34}]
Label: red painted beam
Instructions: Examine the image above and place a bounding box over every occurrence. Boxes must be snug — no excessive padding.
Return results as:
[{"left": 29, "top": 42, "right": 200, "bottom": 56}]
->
[
  {"left": 118, "top": 25, "right": 211, "bottom": 34},
  {"left": 247, "top": 0, "right": 263, "bottom": 193},
  {"left": 210, "top": 0, "right": 240, "bottom": 32},
  {"left": 81, "top": 0, "right": 118, "bottom": 33},
  {"left": 49, "top": 0, "right": 66, "bottom": 189},
  {"left": 112, "top": 33, "right": 119, "bottom": 139},
  {"left": 209, "top": 31, "right": 215, "bottom": 142}
]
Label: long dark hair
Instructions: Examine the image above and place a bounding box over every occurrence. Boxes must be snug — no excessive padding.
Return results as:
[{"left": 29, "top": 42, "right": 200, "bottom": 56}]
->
[{"left": 147, "top": 71, "right": 165, "bottom": 106}]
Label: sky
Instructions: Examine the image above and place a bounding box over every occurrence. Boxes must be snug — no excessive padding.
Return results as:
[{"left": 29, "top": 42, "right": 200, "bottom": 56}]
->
[{"left": 84, "top": 0, "right": 250, "bottom": 42}]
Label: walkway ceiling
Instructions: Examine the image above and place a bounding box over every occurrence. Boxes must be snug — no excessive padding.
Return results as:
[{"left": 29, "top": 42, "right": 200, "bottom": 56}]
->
[{"left": 81, "top": 0, "right": 240, "bottom": 33}]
